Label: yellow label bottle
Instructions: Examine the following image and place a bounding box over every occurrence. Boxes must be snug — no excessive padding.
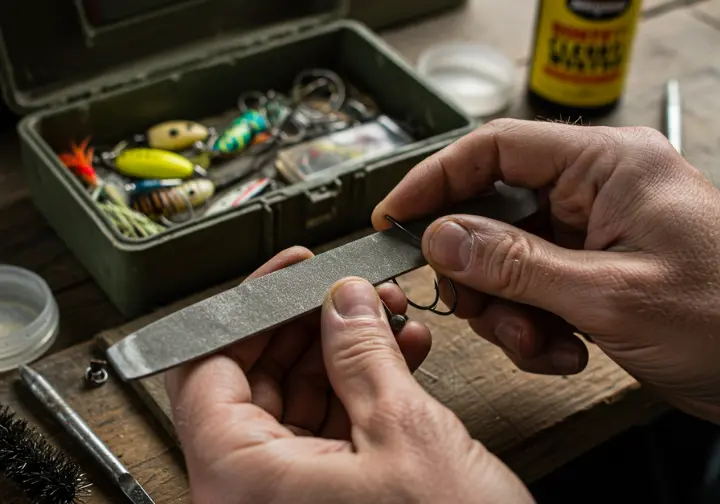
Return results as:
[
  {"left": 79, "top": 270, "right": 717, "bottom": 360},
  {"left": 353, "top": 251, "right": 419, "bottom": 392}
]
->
[{"left": 527, "top": 0, "right": 642, "bottom": 119}]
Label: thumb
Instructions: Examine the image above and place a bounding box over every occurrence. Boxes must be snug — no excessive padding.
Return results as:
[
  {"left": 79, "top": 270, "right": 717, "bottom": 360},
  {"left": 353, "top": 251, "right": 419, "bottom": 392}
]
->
[
  {"left": 421, "top": 215, "right": 635, "bottom": 329},
  {"left": 321, "top": 277, "right": 424, "bottom": 446}
]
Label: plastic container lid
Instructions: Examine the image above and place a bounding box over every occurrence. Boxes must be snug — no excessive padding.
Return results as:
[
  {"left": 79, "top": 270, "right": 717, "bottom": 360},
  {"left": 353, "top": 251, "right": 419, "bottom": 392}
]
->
[
  {"left": 417, "top": 42, "right": 517, "bottom": 117},
  {"left": 0, "top": 265, "right": 59, "bottom": 372}
]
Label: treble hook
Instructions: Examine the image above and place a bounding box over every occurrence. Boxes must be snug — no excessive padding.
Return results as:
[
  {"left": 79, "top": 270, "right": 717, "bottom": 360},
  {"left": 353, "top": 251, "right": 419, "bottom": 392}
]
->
[{"left": 384, "top": 215, "right": 459, "bottom": 317}]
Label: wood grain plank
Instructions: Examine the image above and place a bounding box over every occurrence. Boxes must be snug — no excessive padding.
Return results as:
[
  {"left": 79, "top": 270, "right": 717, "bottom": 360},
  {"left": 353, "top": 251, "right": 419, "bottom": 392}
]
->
[
  {"left": 379, "top": 0, "right": 705, "bottom": 68},
  {"left": 0, "top": 198, "right": 91, "bottom": 292},
  {"left": 96, "top": 263, "right": 668, "bottom": 484},
  {"left": 0, "top": 341, "right": 189, "bottom": 504},
  {"left": 53, "top": 281, "right": 125, "bottom": 354},
  {"left": 692, "top": 0, "right": 720, "bottom": 25}
]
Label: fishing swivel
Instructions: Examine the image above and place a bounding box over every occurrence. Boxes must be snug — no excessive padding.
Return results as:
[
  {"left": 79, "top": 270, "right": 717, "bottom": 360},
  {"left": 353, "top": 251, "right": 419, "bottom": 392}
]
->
[
  {"left": 384, "top": 215, "right": 459, "bottom": 317},
  {"left": 85, "top": 359, "right": 109, "bottom": 387},
  {"left": 381, "top": 300, "right": 409, "bottom": 334}
]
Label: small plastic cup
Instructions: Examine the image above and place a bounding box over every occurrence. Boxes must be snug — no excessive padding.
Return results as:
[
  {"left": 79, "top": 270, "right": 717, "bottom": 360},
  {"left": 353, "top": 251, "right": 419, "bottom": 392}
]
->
[
  {"left": 417, "top": 42, "right": 517, "bottom": 118},
  {"left": 0, "top": 265, "right": 59, "bottom": 372}
]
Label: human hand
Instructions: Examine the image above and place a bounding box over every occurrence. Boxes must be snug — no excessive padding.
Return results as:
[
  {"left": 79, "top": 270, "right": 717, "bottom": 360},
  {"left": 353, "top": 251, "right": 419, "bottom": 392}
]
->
[
  {"left": 372, "top": 118, "right": 720, "bottom": 425},
  {"left": 165, "top": 246, "right": 535, "bottom": 504}
]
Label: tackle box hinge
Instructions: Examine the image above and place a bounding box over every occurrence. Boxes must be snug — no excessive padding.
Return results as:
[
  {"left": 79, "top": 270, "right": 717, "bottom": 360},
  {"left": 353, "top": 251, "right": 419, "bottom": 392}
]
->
[
  {"left": 304, "top": 179, "right": 342, "bottom": 230},
  {"left": 259, "top": 18, "right": 326, "bottom": 47},
  {"left": 43, "top": 76, "right": 150, "bottom": 110},
  {"left": 261, "top": 202, "right": 275, "bottom": 258},
  {"left": 352, "top": 170, "right": 367, "bottom": 228}
]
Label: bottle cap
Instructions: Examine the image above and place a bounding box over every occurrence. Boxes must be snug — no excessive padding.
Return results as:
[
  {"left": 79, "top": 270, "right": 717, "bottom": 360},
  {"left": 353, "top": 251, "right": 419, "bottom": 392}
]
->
[
  {"left": 417, "top": 42, "right": 517, "bottom": 117},
  {"left": 0, "top": 265, "right": 59, "bottom": 372}
]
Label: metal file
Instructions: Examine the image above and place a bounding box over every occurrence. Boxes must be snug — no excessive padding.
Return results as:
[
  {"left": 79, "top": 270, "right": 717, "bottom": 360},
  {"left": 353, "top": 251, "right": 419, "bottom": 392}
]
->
[{"left": 106, "top": 183, "right": 539, "bottom": 381}]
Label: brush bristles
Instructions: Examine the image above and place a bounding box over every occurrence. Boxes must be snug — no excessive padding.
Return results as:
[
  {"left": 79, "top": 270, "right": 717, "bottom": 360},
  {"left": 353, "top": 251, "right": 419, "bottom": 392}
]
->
[{"left": 0, "top": 405, "right": 91, "bottom": 504}]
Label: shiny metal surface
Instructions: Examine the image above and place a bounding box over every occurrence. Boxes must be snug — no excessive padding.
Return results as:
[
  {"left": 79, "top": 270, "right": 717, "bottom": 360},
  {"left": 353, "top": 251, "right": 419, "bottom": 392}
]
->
[
  {"left": 19, "top": 365, "right": 155, "bottom": 504},
  {"left": 666, "top": 79, "right": 682, "bottom": 154}
]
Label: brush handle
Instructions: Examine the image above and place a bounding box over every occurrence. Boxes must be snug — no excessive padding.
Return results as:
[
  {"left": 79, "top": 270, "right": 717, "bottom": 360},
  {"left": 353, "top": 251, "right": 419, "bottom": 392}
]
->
[
  {"left": 19, "top": 365, "right": 127, "bottom": 479},
  {"left": 19, "top": 366, "right": 156, "bottom": 503}
]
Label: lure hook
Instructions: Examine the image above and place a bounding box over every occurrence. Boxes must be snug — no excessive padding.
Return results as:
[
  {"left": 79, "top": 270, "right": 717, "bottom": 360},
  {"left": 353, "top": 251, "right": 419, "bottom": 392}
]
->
[{"left": 384, "top": 215, "right": 459, "bottom": 317}]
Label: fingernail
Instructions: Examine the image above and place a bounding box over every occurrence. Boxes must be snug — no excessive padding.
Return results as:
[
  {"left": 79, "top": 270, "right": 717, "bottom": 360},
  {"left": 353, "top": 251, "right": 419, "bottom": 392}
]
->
[
  {"left": 428, "top": 221, "right": 473, "bottom": 271},
  {"left": 551, "top": 348, "right": 581, "bottom": 374},
  {"left": 331, "top": 279, "right": 382, "bottom": 319},
  {"left": 495, "top": 322, "right": 524, "bottom": 356}
]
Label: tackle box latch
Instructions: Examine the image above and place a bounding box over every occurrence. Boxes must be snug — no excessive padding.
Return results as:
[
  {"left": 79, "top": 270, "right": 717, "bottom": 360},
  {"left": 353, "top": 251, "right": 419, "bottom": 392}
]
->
[{"left": 304, "top": 179, "right": 342, "bottom": 229}]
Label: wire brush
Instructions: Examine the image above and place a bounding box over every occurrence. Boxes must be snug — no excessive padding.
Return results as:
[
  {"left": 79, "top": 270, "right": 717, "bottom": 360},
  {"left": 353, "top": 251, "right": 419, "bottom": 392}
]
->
[{"left": 0, "top": 404, "right": 91, "bottom": 504}]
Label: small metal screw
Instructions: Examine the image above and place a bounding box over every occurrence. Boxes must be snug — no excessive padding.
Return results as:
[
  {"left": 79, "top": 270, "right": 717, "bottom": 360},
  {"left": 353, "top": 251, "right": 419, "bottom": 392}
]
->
[{"left": 85, "top": 359, "right": 109, "bottom": 387}]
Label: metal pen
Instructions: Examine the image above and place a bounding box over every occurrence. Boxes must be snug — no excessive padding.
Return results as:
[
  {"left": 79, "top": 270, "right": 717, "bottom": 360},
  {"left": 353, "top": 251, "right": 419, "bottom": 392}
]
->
[
  {"left": 665, "top": 78, "right": 683, "bottom": 154},
  {"left": 19, "top": 364, "right": 155, "bottom": 504}
]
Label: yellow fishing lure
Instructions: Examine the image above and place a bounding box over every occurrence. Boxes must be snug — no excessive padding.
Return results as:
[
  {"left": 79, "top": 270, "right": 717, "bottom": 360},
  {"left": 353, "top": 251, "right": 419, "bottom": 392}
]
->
[
  {"left": 114, "top": 148, "right": 195, "bottom": 179},
  {"left": 145, "top": 121, "right": 209, "bottom": 151}
]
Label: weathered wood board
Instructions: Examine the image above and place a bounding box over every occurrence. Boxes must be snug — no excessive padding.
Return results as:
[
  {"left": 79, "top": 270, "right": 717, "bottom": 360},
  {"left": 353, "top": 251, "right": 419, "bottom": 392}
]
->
[
  {"left": 694, "top": 0, "right": 720, "bottom": 23},
  {"left": 0, "top": 299, "right": 661, "bottom": 504},
  {"left": 97, "top": 261, "right": 666, "bottom": 485},
  {"left": 380, "top": 0, "right": 704, "bottom": 67},
  {"left": 0, "top": 341, "right": 190, "bottom": 504}
]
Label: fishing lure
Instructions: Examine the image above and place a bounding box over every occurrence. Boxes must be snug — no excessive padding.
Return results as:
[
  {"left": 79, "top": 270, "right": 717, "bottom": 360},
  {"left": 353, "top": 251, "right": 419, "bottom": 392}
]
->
[
  {"left": 211, "top": 110, "right": 269, "bottom": 155},
  {"left": 124, "top": 178, "right": 185, "bottom": 195},
  {"left": 58, "top": 137, "right": 99, "bottom": 187},
  {"left": 242, "top": 109, "right": 269, "bottom": 134},
  {"left": 98, "top": 201, "right": 166, "bottom": 239},
  {"left": 111, "top": 148, "right": 198, "bottom": 179},
  {"left": 132, "top": 179, "right": 215, "bottom": 220},
  {"left": 250, "top": 131, "right": 272, "bottom": 146},
  {"left": 185, "top": 149, "right": 212, "bottom": 169},
  {"left": 204, "top": 177, "right": 271, "bottom": 216},
  {"left": 137, "top": 120, "right": 210, "bottom": 151},
  {"left": 59, "top": 137, "right": 130, "bottom": 206}
]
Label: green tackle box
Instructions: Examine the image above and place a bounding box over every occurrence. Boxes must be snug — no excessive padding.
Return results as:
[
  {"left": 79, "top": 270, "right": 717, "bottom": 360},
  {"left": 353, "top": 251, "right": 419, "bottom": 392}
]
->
[
  {"left": 349, "top": 0, "right": 468, "bottom": 30},
  {"left": 2, "top": 0, "right": 475, "bottom": 318}
]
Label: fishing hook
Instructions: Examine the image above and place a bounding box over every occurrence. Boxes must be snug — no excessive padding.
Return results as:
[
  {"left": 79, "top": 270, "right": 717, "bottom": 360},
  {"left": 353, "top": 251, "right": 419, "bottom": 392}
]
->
[{"left": 384, "top": 215, "right": 459, "bottom": 316}]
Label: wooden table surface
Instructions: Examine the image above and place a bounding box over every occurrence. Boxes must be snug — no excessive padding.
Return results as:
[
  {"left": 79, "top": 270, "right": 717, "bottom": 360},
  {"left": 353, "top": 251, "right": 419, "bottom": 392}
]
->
[{"left": 2, "top": 0, "right": 720, "bottom": 502}]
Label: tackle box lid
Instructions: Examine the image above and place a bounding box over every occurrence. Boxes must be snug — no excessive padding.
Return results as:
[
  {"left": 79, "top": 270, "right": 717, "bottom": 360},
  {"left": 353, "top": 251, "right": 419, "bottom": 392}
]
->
[{"left": 0, "top": 0, "right": 348, "bottom": 116}]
